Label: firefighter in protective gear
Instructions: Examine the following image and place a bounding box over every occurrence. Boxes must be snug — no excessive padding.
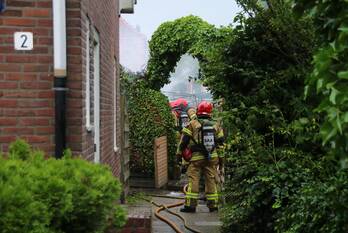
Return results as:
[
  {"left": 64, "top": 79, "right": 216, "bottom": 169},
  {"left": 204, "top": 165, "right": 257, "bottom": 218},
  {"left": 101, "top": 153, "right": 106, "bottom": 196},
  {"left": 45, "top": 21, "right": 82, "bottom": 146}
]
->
[
  {"left": 170, "top": 98, "right": 189, "bottom": 179},
  {"left": 179, "top": 107, "right": 198, "bottom": 171},
  {"left": 177, "top": 101, "right": 225, "bottom": 213},
  {"left": 170, "top": 98, "right": 189, "bottom": 132},
  {"left": 187, "top": 107, "right": 197, "bottom": 121}
]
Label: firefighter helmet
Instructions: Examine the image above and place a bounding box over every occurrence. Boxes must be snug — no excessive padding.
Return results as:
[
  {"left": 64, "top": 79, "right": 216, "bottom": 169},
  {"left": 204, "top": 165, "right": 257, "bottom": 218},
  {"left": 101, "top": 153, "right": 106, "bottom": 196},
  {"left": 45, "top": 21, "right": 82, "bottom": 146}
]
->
[
  {"left": 197, "top": 101, "right": 213, "bottom": 116},
  {"left": 169, "top": 98, "right": 188, "bottom": 111},
  {"left": 176, "top": 98, "right": 188, "bottom": 111}
]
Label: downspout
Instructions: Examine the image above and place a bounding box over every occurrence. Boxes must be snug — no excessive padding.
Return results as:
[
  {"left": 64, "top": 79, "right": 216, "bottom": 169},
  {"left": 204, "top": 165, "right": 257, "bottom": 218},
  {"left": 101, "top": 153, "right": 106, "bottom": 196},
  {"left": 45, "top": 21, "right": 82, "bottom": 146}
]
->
[{"left": 53, "top": 0, "right": 67, "bottom": 158}]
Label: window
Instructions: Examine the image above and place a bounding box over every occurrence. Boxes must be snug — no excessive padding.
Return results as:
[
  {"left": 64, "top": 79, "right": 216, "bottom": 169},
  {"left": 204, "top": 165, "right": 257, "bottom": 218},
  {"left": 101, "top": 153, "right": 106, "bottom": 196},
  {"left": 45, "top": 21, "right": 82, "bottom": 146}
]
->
[{"left": 119, "top": 0, "right": 136, "bottom": 14}]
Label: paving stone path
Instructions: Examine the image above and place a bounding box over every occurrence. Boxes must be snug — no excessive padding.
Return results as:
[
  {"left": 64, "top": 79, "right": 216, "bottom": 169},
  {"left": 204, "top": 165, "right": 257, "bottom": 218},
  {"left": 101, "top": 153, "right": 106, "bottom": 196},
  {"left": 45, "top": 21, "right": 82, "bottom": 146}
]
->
[{"left": 151, "top": 195, "right": 222, "bottom": 233}]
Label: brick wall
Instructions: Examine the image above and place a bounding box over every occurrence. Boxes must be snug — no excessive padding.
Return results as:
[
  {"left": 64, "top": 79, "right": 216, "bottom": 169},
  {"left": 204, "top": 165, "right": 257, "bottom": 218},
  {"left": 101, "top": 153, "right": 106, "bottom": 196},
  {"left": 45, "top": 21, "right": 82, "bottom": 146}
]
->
[
  {"left": 0, "top": 0, "right": 122, "bottom": 179},
  {"left": 0, "top": 0, "right": 54, "bottom": 153},
  {"left": 78, "top": 0, "right": 121, "bottom": 176}
]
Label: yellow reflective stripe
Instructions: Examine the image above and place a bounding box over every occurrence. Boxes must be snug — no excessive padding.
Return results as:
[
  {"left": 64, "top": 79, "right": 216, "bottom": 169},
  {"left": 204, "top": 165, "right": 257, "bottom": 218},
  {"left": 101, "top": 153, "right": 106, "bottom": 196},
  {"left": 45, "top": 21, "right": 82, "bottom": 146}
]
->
[
  {"left": 206, "top": 193, "right": 218, "bottom": 201},
  {"left": 186, "top": 183, "right": 192, "bottom": 206},
  {"left": 186, "top": 193, "right": 199, "bottom": 199},
  {"left": 206, "top": 194, "right": 218, "bottom": 197},
  {"left": 189, "top": 114, "right": 197, "bottom": 120},
  {"left": 206, "top": 195, "right": 218, "bottom": 198},
  {"left": 190, "top": 153, "right": 218, "bottom": 161},
  {"left": 182, "top": 127, "right": 192, "bottom": 136},
  {"left": 190, "top": 155, "right": 204, "bottom": 161}
]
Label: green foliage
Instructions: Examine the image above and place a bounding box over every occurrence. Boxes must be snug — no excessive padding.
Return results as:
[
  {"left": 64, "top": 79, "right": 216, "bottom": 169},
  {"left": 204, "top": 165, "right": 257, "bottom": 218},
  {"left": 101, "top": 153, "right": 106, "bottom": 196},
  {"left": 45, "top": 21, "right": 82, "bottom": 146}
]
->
[
  {"left": 8, "top": 138, "right": 32, "bottom": 160},
  {"left": 220, "top": 105, "right": 323, "bottom": 232},
  {"left": 263, "top": 1, "right": 348, "bottom": 232},
  {"left": 277, "top": 168, "right": 348, "bottom": 233},
  {"left": 200, "top": 1, "right": 321, "bottom": 232},
  {"left": 121, "top": 71, "right": 176, "bottom": 176},
  {"left": 112, "top": 206, "right": 127, "bottom": 229},
  {"left": 146, "top": 1, "right": 348, "bottom": 232},
  {"left": 126, "top": 192, "right": 147, "bottom": 205},
  {"left": 200, "top": 1, "right": 315, "bottom": 110},
  {"left": 294, "top": 0, "right": 348, "bottom": 159},
  {"left": 0, "top": 140, "right": 126, "bottom": 233}
]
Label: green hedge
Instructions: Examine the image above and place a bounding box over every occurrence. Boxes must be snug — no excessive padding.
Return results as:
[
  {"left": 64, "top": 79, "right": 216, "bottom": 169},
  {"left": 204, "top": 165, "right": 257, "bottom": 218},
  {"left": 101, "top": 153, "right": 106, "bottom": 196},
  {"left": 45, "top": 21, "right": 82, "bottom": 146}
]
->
[
  {"left": 122, "top": 72, "right": 176, "bottom": 176},
  {"left": 277, "top": 168, "right": 348, "bottom": 233},
  {"left": 0, "top": 139, "right": 126, "bottom": 233}
]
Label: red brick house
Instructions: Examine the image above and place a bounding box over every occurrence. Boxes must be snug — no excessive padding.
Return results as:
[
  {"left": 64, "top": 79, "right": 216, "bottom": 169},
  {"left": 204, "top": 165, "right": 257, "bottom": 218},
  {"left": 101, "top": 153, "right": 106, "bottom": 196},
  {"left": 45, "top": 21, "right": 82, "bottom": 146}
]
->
[{"left": 0, "top": 0, "right": 131, "bottom": 178}]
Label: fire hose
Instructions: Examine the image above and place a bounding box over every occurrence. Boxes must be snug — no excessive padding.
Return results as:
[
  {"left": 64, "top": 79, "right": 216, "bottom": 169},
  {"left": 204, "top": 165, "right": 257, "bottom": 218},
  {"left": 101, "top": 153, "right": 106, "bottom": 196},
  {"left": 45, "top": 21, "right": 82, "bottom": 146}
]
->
[
  {"left": 141, "top": 184, "right": 202, "bottom": 233},
  {"left": 140, "top": 168, "right": 225, "bottom": 233}
]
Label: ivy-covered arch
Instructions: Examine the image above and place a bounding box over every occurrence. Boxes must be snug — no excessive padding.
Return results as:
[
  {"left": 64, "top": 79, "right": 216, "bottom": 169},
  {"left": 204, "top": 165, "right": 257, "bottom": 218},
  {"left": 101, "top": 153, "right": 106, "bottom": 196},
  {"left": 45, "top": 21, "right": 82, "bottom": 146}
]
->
[{"left": 146, "top": 15, "right": 215, "bottom": 90}]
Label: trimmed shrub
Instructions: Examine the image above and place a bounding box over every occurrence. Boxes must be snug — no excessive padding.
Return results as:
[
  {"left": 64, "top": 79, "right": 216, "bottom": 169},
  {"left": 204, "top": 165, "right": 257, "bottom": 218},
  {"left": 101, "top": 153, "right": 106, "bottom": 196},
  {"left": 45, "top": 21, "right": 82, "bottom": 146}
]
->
[
  {"left": 0, "top": 140, "right": 126, "bottom": 233},
  {"left": 122, "top": 71, "right": 176, "bottom": 176}
]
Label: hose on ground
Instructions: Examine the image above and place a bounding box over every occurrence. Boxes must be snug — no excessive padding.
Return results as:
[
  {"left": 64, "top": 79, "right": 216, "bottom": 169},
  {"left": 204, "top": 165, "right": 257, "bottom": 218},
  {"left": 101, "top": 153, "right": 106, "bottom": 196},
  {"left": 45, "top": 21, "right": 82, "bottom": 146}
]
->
[{"left": 141, "top": 184, "right": 202, "bottom": 233}]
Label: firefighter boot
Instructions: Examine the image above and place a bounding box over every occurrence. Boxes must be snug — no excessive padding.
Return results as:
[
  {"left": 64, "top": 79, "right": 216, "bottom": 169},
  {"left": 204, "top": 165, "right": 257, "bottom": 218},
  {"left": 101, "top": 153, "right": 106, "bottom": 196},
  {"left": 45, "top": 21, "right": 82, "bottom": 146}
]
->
[{"left": 180, "top": 206, "right": 196, "bottom": 213}]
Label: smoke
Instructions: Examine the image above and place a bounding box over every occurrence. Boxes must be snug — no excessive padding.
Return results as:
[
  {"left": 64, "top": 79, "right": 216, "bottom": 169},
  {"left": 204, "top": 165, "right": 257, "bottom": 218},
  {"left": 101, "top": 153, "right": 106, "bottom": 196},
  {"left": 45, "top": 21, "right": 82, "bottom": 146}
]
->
[{"left": 161, "top": 54, "right": 212, "bottom": 107}]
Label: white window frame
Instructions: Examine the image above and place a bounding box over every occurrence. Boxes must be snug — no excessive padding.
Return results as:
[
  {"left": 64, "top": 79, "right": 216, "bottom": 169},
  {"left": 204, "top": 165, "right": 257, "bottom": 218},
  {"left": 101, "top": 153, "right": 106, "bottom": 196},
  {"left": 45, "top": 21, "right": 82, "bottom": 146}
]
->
[
  {"left": 85, "top": 17, "right": 93, "bottom": 132},
  {"left": 93, "top": 28, "right": 100, "bottom": 164},
  {"left": 114, "top": 58, "right": 119, "bottom": 153}
]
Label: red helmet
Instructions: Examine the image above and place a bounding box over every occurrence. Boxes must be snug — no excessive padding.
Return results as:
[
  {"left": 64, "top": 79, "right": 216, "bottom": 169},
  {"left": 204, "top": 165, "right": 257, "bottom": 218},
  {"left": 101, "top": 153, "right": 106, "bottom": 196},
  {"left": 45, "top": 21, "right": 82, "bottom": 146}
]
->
[
  {"left": 176, "top": 98, "right": 188, "bottom": 110},
  {"left": 169, "top": 101, "right": 177, "bottom": 109},
  {"left": 170, "top": 98, "right": 188, "bottom": 111},
  {"left": 197, "top": 101, "right": 213, "bottom": 116}
]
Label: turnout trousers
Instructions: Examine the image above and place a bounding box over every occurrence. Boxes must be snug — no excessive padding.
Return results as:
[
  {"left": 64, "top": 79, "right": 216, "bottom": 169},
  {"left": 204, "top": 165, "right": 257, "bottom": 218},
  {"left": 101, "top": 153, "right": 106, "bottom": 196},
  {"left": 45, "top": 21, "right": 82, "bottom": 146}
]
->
[{"left": 185, "top": 157, "right": 219, "bottom": 209}]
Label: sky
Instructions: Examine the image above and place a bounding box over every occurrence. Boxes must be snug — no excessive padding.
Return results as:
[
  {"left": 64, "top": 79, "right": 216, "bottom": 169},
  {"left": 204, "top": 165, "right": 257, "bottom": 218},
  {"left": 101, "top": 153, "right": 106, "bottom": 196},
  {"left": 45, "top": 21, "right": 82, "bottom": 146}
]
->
[{"left": 122, "top": 0, "right": 241, "bottom": 39}]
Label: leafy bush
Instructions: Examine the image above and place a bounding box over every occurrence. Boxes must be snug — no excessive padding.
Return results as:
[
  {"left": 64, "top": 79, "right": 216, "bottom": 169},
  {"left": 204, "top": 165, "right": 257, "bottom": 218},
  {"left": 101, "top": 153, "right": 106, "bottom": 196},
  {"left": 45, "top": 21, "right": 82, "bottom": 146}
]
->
[
  {"left": 122, "top": 71, "right": 176, "bottom": 176},
  {"left": 146, "top": 1, "right": 348, "bottom": 232},
  {"left": 190, "top": 0, "right": 321, "bottom": 232},
  {"left": 220, "top": 105, "right": 324, "bottom": 233},
  {"left": 0, "top": 140, "right": 126, "bottom": 233},
  {"left": 277, "top": 168, "right": 348, "bottom": 233},
  {"left": 270, "top": 1, "right": 348, "bottom": 232},
  {"left": 294, "top": 0, "right": 348, "bottom": 158},
  {"left": 8, "top": 138, "right": 32, "bottom": 160}
]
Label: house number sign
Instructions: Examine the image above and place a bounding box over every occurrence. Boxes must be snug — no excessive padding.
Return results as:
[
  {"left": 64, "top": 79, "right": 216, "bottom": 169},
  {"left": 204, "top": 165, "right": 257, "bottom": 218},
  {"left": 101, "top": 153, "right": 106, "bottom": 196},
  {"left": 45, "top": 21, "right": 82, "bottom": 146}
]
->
[{"left": 14, "top": 32, "right": 33, "bottom": 51}]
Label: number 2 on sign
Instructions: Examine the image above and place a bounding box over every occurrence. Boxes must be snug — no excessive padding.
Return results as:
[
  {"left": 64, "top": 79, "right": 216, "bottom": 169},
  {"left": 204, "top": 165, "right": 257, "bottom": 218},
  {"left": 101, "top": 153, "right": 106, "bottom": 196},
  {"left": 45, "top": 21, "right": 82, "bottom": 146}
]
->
[
  {"left": 20, "top": 35, "right": 28, "bottom": 48},
  {"left": 14, "top": 32, "right": 33, "bottom": 50}
]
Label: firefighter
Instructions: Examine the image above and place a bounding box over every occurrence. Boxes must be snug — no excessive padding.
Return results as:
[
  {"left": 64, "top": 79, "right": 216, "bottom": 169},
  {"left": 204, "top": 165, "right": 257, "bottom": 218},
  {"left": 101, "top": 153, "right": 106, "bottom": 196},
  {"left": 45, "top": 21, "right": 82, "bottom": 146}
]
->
[
  {"left": 176, "top": 101, "right": 225, "bottom": 213},
  {"left": 170, "top": 98, "right": 189, "bottom": 132},
  {"left": 179, "top": 106, "right": 198, "bottom": 173},
  {"left": 170, "top": 98, "right": 189, "bottom": 179},
  {"left": 187, "top": 107, "right": 197, "bottom": 121}
]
